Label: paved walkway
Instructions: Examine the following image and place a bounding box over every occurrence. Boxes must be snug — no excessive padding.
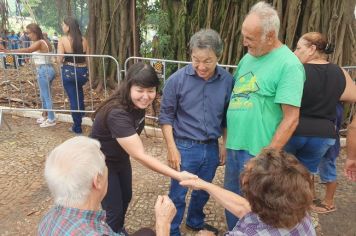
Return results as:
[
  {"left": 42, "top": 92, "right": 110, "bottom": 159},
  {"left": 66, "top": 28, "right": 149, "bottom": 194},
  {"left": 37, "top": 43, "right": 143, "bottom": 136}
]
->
[
  {"left": 0, "top": 114, "right": 355, "bottom": 235},
  {"left": 0, "top": 114, "right": 225, "bottom": 235}
]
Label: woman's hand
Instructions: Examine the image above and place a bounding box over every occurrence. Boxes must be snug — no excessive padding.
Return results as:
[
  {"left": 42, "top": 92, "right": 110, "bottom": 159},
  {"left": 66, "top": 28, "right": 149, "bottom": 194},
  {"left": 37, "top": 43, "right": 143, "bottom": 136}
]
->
[
  {"left": 180, "top": 177, "right": 206, "bottom": 190},
  {"left": 178, "top": 171, "right": 198, "bottom": 181}
]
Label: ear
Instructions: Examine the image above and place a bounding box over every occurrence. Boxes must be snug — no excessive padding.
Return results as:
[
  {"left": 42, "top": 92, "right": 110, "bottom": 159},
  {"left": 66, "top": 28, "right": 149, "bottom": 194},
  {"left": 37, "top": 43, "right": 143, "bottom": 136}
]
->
[
  {"left": 92, "top": 173, "right": 102, "bottom": 190},
  {"left": 266, "top": 31, "right": 275, "bottom": 44},
  {"left": 308, "top": 44, "right": 317, "bottom": 56}
]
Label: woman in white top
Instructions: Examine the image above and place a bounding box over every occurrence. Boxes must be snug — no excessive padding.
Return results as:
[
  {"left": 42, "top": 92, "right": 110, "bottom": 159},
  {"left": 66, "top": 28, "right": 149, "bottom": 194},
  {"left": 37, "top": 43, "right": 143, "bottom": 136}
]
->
[{"left": 1, "top": 23, "right": 56, "bottom": 127}]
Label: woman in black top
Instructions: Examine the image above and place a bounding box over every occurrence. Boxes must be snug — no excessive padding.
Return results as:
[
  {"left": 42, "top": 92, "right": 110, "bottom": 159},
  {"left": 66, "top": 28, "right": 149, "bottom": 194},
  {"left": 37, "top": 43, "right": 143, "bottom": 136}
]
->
[
  {"left": 58, "top": 17, "right": 89, "bottom": 134},
  {"left": 285, "top": 32, "right": 356, "bottom": 213},
  {"left": 90, "top": 62, "right": 195, "bottom": 234}
]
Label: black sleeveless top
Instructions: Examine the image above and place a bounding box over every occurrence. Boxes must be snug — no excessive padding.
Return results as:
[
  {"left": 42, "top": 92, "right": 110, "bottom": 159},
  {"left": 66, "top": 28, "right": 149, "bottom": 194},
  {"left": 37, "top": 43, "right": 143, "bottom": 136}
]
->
[
  {"left": 63, "top": 51, "right": 86, "bottom": 63},
  {"left": 293, "top": 63, "right": 346, "bottom": 138}
]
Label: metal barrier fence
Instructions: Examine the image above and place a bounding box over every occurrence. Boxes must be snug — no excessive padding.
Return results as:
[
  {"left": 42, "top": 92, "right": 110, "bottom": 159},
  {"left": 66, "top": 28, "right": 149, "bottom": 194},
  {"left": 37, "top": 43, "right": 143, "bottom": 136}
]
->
[
  {"left": 0, "top": 52, "right": 120, "bottom": 129},
  {"left": 1, "top": 52, "right": 355, "bottom": 135}
]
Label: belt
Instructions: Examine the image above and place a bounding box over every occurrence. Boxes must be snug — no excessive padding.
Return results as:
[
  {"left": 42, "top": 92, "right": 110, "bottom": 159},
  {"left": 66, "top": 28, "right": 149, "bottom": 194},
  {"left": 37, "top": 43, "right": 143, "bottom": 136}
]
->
[
  {"left": 63, "top": 62, "right": 87, "bottom": 67},
  {"left": 175, "top": 138, "right": 217, "bottom": 144}
]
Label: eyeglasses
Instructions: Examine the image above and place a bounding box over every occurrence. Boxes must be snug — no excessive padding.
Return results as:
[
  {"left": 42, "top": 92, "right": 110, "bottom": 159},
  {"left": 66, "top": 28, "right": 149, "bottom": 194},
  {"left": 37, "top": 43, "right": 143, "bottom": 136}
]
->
[{"left": 191, "top": 58, "right": 216, "bottom": 67}]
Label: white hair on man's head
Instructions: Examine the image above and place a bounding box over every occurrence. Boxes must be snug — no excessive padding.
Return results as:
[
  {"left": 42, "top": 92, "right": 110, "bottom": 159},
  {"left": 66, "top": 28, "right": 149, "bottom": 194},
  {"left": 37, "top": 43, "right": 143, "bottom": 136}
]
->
[
  {"left": 249, "top": 1, "right": 280, "bottom": 38},
  {"left": 44, "top": 136, "right": 106, "bottom": 207}
]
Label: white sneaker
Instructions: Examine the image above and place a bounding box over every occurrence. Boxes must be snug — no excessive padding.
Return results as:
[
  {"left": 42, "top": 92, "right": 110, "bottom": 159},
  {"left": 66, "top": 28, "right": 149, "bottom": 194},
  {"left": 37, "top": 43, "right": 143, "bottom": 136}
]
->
[
  {"left": 40, "top": 119, "right": 56, "bottom": 128},
  {"left": 36, "top": 117, "right": 46, "bottom": 124}
]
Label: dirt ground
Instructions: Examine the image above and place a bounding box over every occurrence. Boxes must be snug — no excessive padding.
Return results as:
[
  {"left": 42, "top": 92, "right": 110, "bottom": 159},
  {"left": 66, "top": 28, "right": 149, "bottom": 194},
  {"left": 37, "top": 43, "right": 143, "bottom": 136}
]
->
[{"left": 0, "top": 114, "right": 355, "bottom": 235}]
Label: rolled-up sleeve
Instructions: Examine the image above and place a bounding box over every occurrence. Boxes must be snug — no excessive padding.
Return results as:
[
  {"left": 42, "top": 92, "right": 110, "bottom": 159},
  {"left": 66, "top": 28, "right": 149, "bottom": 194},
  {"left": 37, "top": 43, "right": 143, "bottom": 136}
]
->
[{"left": 159, "top": 77, "right": 177, "bottom": 125}]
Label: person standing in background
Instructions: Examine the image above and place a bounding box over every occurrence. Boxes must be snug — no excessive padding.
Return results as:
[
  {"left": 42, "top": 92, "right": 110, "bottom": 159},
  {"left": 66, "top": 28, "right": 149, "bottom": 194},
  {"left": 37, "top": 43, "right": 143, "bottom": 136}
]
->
[{"left": 57, "top": 16, "right": 89, "bottom": 134}]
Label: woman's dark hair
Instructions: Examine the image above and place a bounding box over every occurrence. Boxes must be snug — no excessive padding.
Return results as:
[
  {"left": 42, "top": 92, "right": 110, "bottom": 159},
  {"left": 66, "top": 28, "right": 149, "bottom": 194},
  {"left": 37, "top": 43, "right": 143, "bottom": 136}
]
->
[
  {"left": 302, "top": 32, "right": 334, "bottom": 54},
  {"left": 92, "top": 62, "right": 160, "bottom": 120},
  {"left": 26, "top": 23, "right": 44, "bottom": 40},
  {"left": 26, "top": 23, "right": 52, "bottom": 51},
  {"left": 63, "top": 17, "right": 83, "bottom": 54},
  {"left": 241, "top": 148, "right": 313, "bottom": 229}
]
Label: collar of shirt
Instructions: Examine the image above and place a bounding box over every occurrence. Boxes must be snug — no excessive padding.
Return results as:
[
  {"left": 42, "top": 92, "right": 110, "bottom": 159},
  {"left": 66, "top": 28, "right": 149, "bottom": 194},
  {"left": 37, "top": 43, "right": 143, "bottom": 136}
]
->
[
  {"left": 54, "top": 205, "right": 106, "bottom": 223},
  {"left": 186, "top": 64, "right": 222, "bottom": 82}
]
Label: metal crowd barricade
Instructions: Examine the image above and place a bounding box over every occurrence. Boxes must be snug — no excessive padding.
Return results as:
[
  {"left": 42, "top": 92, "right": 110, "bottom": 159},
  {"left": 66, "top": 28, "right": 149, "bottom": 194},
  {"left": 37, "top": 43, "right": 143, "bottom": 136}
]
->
[{"left": 0, "top": 52, "right": 120, "bottom": 128}]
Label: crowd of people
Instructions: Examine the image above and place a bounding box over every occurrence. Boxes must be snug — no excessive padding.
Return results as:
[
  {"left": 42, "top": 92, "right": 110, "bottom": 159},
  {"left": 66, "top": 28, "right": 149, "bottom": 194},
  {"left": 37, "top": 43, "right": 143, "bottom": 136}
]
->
[{"left": 1, "top": 1, "right": 356, "bottom": 235}]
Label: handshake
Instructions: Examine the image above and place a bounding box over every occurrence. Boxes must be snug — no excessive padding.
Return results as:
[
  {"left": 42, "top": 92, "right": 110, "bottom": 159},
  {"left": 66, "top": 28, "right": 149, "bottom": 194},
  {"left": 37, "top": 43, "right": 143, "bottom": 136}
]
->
[{"left": 154, "top": 171, "right": 212, "bottom": 236}]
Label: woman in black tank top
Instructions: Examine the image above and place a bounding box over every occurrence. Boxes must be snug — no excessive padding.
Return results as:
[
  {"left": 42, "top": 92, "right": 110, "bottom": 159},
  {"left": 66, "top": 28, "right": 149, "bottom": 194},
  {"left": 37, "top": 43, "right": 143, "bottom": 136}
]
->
[
  {"left": 58, "top": 17, "right": 89, "bottom": 134},
  {"left": 284, "top": 32, "right": 356, "bottom": 214}
]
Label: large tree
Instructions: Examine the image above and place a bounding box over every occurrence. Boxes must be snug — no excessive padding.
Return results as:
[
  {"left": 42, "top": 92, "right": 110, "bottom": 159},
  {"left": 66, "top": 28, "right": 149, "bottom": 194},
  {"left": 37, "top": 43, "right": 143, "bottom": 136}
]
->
[
  {"left": 87, "top": 0, "right": 140, "bottom": 90},
  {"left": 160, "top": 0, "right": 355, "bottom": 67}
]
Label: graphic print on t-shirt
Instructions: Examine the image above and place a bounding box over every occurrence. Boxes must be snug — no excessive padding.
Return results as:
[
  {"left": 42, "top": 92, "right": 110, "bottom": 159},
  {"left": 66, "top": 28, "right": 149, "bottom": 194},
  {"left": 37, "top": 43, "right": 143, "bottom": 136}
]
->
[
  {"left": 135, "top": 117, "right": 145, "bottom": 131},
  {"left": 229, "top": 71, "right": 259, "bottom": 110}
]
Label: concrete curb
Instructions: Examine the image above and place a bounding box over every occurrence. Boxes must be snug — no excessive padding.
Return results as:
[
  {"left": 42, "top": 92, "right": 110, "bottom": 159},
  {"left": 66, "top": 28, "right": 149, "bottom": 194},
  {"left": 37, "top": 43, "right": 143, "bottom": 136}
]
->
[
  {"left": 0, "top": 108, "right": 163, "bottom": 138},
  {"left": 1, "top": 107, "right": 346, "bottom": 146}
]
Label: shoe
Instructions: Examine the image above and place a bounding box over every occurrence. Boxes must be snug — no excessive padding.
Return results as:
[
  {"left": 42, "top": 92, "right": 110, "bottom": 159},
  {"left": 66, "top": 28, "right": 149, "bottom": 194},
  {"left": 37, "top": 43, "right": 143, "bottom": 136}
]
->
[
  {"left": 312, "top": 202, "right": 336, "bottom": 214},
  {"left": 186, "top": 223, "right": 219, "bottom": 235},
  {"left": 68, "top": 127, "right": 83, "bottom": 135},
  {"left": 36, "top": 117, "right": 46, "bottom": 124},
  {"left": 39, "top": 119, "right": 56, "bottom": 128}
]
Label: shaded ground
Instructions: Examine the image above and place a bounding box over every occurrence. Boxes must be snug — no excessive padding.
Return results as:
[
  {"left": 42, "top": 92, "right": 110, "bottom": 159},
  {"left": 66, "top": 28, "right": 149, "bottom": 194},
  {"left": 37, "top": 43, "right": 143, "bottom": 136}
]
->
[{"left": 0, "top": 114, "right": 355, "bottom": 235}]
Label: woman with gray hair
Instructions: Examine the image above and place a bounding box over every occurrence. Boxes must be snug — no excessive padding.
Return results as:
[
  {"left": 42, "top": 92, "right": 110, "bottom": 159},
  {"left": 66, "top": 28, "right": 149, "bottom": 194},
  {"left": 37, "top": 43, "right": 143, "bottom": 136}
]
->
[{"left": 159, "top": 29, "right": 233, "bottom": 236}]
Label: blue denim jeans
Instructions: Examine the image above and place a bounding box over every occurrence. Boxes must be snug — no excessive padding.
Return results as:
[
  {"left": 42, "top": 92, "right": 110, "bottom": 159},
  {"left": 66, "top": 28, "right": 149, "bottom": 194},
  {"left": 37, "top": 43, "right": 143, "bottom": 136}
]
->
[
  {"left": 169, "top": 138, "right": 220, "bottom": 236},
  {"left": 61, "top": 65, "right": 88, "bottom": 133},
  {"left": 318, "top": 103, "right": 343, "bottom": 183},
  {"left": 284, "top": 136, "right": 336, "bottom": 173},
  {"left": 224, "top": 149, "right": 254, "bottom": 230},
  {"left": 37, "top": 64, "right": 56, "bottom": 121}
]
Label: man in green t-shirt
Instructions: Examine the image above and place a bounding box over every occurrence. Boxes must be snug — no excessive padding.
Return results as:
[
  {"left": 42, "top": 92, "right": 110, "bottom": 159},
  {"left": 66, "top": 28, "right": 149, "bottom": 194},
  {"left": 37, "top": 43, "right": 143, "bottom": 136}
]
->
[{"left": 224, "top": 1, "right": 305, "bottom": 230}]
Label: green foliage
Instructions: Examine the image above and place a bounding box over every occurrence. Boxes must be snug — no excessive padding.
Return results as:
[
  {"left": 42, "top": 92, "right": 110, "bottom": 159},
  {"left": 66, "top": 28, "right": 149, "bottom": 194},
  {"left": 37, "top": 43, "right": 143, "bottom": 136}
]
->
[
  {"left": 139, "top": 0, "right": 174, "bottom": 60},
  {"left": 15, "top": 0, "right": 88, "bottom": 34}
]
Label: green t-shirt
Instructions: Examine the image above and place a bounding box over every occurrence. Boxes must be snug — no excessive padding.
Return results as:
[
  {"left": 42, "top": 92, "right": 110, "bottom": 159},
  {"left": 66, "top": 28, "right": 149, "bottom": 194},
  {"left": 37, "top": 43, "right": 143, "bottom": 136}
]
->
[{"left": 226, "top": 45, "right": 305, "bottom": 155}]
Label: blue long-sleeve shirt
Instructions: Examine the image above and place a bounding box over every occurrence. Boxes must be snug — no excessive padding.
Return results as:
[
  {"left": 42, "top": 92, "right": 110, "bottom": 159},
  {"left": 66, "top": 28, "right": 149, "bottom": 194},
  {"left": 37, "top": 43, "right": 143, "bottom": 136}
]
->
[{"left": 159, "top": 64, "right": 233, "bottom": 141}]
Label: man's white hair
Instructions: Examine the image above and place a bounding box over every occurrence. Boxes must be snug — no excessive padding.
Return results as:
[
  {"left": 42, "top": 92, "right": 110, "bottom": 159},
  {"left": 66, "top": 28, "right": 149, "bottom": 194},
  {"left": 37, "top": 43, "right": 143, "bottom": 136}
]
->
[
  {"left": 44, "top": 136, "right": 106, "bottom": 207},
  {"left": 249, "top": 1, "right": 280, "bottom": 38}
]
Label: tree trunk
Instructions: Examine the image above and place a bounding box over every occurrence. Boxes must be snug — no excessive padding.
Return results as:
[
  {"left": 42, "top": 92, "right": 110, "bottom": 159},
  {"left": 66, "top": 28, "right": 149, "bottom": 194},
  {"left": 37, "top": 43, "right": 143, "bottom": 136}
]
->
[
  {"left": 87, "top": 0, "right": 134, "bottom": 91},
  {"left": 161, "top": 0, "right": 355, "bottom": 66}
]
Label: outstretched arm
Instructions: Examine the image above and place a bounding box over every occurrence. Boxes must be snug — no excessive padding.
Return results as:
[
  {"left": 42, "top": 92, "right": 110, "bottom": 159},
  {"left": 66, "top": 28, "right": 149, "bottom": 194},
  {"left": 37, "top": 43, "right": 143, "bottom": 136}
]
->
[
  {"left": 117, "top": 134, "right": 196, "bottom": 181},
  {"left": 180, "top": 178, "right": 251, "bottom": 218}
]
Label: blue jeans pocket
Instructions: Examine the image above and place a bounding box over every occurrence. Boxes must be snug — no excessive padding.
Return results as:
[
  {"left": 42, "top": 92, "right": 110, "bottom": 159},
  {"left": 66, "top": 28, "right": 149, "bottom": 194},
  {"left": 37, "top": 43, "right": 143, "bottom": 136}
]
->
[
  {"left": 175, "top": 139, "right": 194, "bottom": 150},
  {"left": 62, "top": 65, "right": 88, "bottom": 85}
]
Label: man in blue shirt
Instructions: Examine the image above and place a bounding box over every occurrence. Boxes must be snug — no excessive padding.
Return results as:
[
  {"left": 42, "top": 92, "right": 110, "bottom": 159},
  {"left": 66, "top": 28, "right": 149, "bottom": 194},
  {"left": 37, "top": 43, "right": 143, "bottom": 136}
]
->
[{"left": 159, "top": 29, "right": 233, "bottom": 236}]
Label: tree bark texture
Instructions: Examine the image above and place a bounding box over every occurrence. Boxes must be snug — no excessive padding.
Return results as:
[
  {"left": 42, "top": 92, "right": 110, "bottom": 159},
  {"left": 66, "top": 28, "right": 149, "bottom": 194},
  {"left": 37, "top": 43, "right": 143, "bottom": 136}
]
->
[
  {"left": 87, "top": 0, "right": 134, "bottom": 90},
  {"left": 161, "top": 0, "right": 355, "bottom": 66}
]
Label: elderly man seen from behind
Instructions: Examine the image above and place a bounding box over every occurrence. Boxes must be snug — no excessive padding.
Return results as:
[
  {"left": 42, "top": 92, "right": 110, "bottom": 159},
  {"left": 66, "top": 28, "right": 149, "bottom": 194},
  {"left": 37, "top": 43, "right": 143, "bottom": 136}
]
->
[{"left": 38, "top": 136, "right": 176, "bottom": 236}]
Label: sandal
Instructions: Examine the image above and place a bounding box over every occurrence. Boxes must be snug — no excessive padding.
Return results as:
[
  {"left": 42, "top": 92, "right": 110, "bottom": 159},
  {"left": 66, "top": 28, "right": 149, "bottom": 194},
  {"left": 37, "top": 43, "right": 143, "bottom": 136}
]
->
[{"left": 312, "top": 202, "right": 336, "bottom": 214}]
